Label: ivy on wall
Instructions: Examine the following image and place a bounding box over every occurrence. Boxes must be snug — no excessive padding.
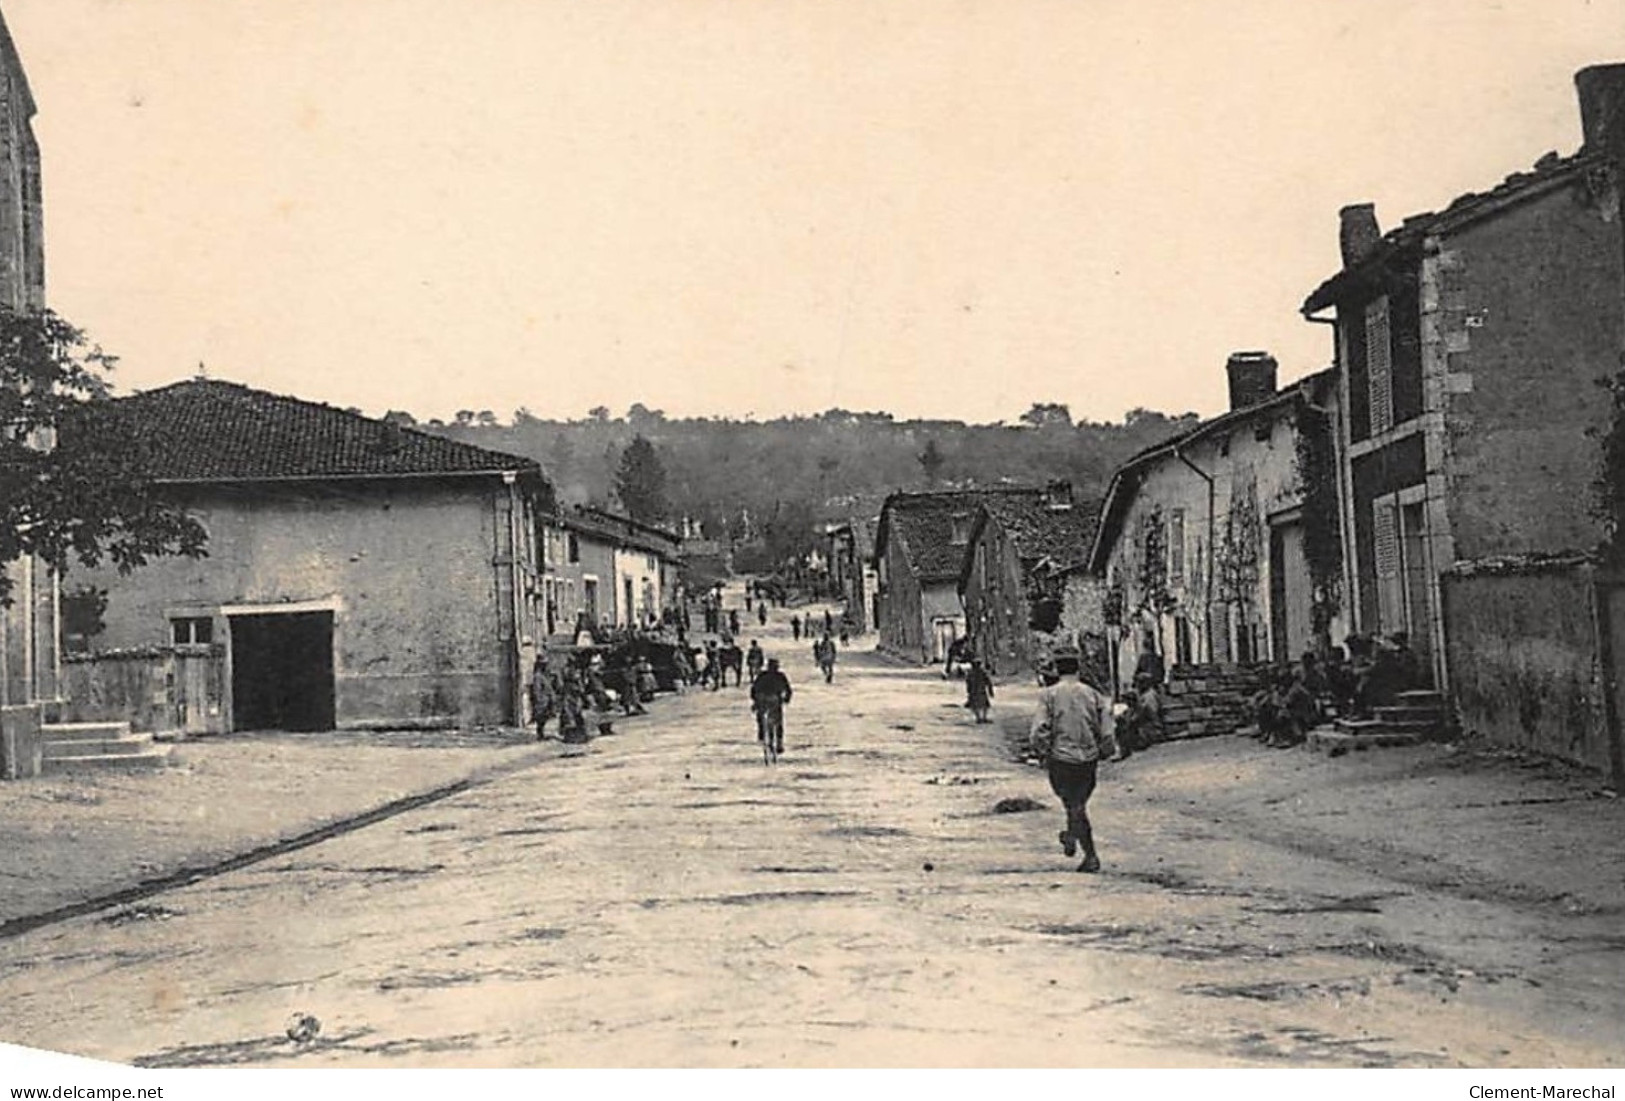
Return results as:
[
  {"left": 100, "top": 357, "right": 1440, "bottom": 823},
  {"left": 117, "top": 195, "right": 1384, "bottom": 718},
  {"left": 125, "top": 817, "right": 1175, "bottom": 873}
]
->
[
  {"left": 1590, "top": 365, "right": 1625, "bottom": 559},
  {"left": 1294, "top": 399, "right": 1344, "bottom": 644},
  {"left": 1134, "top": 504, "right": 1178, "bottom": 623}
]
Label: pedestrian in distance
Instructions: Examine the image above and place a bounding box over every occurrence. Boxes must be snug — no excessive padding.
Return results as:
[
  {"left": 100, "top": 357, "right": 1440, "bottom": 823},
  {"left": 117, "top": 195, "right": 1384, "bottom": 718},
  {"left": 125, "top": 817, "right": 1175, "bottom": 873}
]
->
[
  {"left": 965, "top": 658, "right": 994, "bottom": 724},
  {"left": 746, "top": 639, "right": 765, "bottom": 684},
  {"left": 1029, "top": 663, "right": 1120, "bottom": 873},
  {"left": 815, "top": 634, "right": 837, "bottom": 684},
  {"left": 615, "top": 662, "right": 647, "bottom": 716},
  {"left": 635, "top": 654, "right": 659, "bottom": 704},
  {"left": 558, "top": 663, "right": 590, "bottom": 745},
  {"left": 750, "top": 657, "right": 793, "bottom": 761},
  {"left": 791, "top": 615, "right": 802, "bottom": 641},
  {"left": 529, "top": 654, "right": 558, "bottom": 741},
  {"left": 720, "top": 638, "right": 744, "bottom": 687},
  {"left": 703, "top": 640, "right": 721, "bottom": 691},
  {"left": 823, "top": 609, "right": 833, "bottom": 636},
  {"left": 758, "top": 602, "right": 768, "bottom": 628},
  {"left": 729, "top": 609, "right": 741, "bottom": 637}
]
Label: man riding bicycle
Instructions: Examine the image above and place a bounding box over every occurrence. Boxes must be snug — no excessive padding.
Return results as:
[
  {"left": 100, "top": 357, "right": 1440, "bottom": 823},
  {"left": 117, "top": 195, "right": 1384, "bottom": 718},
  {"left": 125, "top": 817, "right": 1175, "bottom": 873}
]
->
[{"left": 750, "top": 657, "right": 793, "bottom": 758}]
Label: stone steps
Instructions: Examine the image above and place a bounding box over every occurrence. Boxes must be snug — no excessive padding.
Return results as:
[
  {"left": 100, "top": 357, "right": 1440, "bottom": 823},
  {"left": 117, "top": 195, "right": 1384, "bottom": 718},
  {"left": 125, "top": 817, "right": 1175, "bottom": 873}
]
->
[
  {"left": 40, "top": 722, "right": 172, "bottom": 775},
  {"left": 1307, "top": 725, "right": 1423, "bottom": 754}
]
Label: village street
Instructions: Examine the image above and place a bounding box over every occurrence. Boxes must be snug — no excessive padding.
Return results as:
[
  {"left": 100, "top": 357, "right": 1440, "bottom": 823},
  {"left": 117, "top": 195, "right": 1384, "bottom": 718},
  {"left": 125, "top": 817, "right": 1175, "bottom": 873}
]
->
[{"left": 0, "top": 600, "right": 1621, "bottom": 1069}]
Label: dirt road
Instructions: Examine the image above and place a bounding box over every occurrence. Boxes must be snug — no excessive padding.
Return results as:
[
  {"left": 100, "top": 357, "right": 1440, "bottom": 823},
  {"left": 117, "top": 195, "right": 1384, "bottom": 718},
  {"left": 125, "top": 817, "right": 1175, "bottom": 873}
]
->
[{"left": 0, "top": 602, "right": 1618, "bottom": 1068}]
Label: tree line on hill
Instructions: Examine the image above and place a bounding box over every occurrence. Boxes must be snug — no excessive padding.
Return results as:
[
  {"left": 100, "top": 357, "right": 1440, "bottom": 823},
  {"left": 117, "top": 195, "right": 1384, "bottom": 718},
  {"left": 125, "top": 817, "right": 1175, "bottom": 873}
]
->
[{"left": 397, "top": 402, "right": 1200, "bottom": 569}]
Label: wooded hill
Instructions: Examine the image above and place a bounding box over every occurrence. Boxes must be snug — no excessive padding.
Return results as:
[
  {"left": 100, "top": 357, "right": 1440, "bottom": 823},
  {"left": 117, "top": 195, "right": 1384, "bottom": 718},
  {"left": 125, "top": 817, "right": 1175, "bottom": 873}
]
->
[{"left": 410, "top": 403, "right": 1199, "bottom": 563}]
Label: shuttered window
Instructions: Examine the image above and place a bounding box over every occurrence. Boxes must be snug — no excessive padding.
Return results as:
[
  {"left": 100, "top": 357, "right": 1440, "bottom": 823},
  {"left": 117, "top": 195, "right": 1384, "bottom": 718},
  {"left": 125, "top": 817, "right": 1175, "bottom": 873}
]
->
[
  {"left": 1373, "top": 496, "right": 1403, "bottom": 631},
  {"left": 1366, "top": 296, "right": 1394, "bottom": 435}
]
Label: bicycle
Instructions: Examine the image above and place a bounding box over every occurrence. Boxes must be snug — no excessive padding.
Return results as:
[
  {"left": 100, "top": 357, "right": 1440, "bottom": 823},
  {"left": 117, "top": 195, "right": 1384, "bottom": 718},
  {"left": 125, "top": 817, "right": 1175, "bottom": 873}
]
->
[{"left": 757, "top": 707, "right": 783, "bottom": 765}]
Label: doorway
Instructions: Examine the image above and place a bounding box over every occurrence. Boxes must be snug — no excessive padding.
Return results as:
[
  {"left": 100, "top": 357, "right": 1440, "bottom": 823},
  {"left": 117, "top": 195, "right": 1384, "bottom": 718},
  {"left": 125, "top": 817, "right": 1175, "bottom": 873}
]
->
[
  {"left": 1269, "top": 519, "right": 1313, "bottom": 662},
  {"left": 229, "top": 611, "right": 336, "bottom": 731}
]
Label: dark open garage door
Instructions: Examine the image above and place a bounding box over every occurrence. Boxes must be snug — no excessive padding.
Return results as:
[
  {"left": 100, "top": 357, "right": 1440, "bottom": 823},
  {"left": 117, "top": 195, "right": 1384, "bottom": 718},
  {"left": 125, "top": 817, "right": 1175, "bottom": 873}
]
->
[{"left": 229, "top": 611, "right": 336, "bottom": 732}]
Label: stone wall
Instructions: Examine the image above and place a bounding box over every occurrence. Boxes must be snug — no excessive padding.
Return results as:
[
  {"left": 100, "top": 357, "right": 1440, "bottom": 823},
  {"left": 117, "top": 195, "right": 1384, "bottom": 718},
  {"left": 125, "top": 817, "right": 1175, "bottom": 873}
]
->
[
  {"left": 1159, "top": 662, "right": 1269, "bottom": 740},
  {"left": 1441, "top": 560, "right": 1618, "bottom": 779}
]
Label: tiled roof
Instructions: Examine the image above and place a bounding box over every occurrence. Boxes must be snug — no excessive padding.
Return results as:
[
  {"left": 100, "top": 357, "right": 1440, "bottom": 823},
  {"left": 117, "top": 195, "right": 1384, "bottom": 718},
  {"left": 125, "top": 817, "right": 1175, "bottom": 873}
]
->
[
  {"left": 94, "top": 379, "right": 543, "bottom": 484},
  {"left": 1302, "top": 151, "right": 1599, "bottom": 314},
  {"left": 559, "top": 506, "right": 680, "bottom": 558},
  {"left": 877, "top": 487, "right": 1044, "bottom": 583},
  {"left": 974, "top": 492, "right": 1101, "bottom": 579}
]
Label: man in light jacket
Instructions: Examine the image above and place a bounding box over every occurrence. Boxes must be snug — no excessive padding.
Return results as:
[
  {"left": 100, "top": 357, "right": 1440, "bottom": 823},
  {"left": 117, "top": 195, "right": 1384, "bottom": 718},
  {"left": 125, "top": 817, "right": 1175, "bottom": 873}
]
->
[{"left": 1030, "top": 665, "right": 1119, "bottom": 873}]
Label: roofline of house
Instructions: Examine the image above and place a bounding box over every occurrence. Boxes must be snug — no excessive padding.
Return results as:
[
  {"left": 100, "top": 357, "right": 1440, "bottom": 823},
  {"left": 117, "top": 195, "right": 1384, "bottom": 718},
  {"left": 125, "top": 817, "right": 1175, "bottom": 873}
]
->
[
  {"left": 117, "top": 377, "right": 546, "bottom": 478},
  {"left": 151, "top": 466, "right": 544, "bottom": 489},
  {"left": 546, "top": 510, "right": 681, "bottom": 560},
  {"left": 1301, "top": 153, "right": 1599, "bottom": 315},
  {"left": 573, "top": 504, "right": 682, "bottom": 545},
  {"left": 874, "top": 484, "right": 1046, "bottom": 567},
  {"left": 1085, "top": 371, "right": 1329, "bottom": 573},
  {"left": 956, "top": 497, "right": 1099, "bottom": 591}
]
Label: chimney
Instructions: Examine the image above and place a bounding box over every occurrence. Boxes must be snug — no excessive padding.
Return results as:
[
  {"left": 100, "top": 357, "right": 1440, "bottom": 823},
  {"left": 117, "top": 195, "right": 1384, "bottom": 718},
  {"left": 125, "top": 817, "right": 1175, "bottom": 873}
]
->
[
  {"left": 1226, "top": 351, "right": 1278, "bottom": 411},
  {"left": 375, "top": 418, "right": 404, "bottom": 455},
  {"left": 1338, "top": 203, "right": 1381, "bottom": 268},
  {"left": 1576, "top": 63, "right": 1625, "bottom": 156}
]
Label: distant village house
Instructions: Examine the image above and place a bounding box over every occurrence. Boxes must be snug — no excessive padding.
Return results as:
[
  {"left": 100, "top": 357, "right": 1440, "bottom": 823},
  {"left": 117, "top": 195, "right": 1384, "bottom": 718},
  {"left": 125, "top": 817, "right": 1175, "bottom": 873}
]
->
[
  {"left": 1088, "top": 355, "right": 1348, "bottom": 696},
  {"left": 958, "top": 481, "right": 1102, "bottom": 677}
]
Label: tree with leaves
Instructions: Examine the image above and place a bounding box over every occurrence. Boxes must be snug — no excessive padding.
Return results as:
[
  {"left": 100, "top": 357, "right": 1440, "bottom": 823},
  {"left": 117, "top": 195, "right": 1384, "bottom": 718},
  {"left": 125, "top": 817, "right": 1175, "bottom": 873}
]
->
[
  {"left": 1, "top": 309, "right": 208, "bottom": 606},
  {"left": 613, "top": 434, "right": 670, "bottom": 523},
  {"left": 1020, "top": 402, "right": 1073, "bottom": 429}
]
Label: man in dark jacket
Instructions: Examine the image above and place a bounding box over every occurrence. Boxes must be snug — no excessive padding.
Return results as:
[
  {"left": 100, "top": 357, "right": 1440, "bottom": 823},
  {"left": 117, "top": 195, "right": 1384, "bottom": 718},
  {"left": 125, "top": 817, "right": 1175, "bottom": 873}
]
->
[{"left": 750, "top": 658, "right": 793, "bottom": 756}]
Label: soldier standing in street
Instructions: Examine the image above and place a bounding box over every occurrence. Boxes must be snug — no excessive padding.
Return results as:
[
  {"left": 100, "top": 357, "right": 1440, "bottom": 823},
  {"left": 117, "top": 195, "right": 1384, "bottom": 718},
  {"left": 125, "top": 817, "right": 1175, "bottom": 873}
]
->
[{"left": 1029, "top": 665, "right": 1119, "bottom": 873}]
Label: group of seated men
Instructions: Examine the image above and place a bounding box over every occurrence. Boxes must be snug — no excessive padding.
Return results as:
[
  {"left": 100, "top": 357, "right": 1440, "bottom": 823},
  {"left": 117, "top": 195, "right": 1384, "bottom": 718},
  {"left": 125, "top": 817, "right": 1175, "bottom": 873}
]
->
[{"left": 1250, "top": 632, "right": 1424, "bottom": 747}]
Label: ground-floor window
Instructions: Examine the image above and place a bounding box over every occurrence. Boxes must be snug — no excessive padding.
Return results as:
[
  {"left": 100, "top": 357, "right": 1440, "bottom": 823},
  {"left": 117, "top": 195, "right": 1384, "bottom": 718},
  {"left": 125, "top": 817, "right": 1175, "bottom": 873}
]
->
[{"left": 170, "top": 616, "right": 214, "bottom": 646}]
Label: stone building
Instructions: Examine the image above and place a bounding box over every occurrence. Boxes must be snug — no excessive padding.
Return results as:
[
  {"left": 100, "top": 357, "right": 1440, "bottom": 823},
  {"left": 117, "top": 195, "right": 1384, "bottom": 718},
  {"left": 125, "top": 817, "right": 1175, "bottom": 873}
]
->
[
  {"left": 825, "top": 518, "right": 874, "bottom": 634},
  {"left": 1088, "top": 356, "right": 1348, "bottom": 697},
  {"left": 874, "top": 487, "right": 1039, "bottom": 664},
  {"left": 539, "top": 506, "right": 682, "bottom": 637},
  {"left": 62, "top": 380, "right": 552, "bottom": 733},
  {"left": 1300, "top": 63, "right": 1625, "bottom": 782},
  {"left": 958, "top": 482, "right": 1101, "bottom": 677},
  {"left": 0, "top": 7, "right": 52, "bottom": 777}
]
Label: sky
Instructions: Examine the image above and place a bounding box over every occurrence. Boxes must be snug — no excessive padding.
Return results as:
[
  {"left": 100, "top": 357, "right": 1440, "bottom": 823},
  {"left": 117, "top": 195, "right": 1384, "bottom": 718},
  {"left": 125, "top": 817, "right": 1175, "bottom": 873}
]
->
[{"left": 4, "top": 0, "right": 1621, "bottom": 424}]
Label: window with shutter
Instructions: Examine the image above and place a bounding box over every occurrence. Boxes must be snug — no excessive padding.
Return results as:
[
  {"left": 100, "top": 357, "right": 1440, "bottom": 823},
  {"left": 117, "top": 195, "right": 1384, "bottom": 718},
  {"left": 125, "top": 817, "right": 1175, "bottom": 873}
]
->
[
  {"left": 1366, "top": 296, "right": 1394, "bottom": 435},
  {"left": 1373, "top": 496, "right": 1403, "bottom": 631}
]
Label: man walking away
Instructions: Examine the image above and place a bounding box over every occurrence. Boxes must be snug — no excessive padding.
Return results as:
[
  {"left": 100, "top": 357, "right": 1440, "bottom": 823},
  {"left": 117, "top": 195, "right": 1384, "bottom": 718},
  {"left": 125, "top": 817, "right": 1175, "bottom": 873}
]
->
[
  {"left": 746, "top": 639, "right": 765, "bottom": 684},
  {"left": 791, "top": 615, "right": 802, "bottom": 641},
  {"left": 751, "top": 657, "right": 793, "bottom": 757},
  {"left": 1030, "top": 665, "right": 1119, "bottom": 873},
  {"left": 758, "top": 602, "right": 768, "bottom": 628},
  {"left": 965, "top": 658, "right": 994, "bottom": 724}
]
